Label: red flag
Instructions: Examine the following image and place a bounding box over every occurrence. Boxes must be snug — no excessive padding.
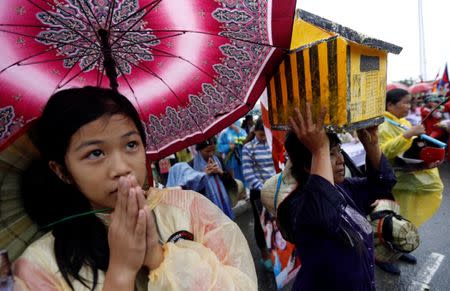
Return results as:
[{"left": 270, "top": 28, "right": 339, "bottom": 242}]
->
[{"left": 442, "top": 64, "right": 449, "bottom": 84}]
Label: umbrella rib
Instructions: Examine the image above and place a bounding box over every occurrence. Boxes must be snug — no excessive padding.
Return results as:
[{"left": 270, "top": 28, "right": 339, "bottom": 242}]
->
[
  {"left": 0, "top": 23, "right": 100, "bottom": 35},
  {"left": 110, "top": 0, "right": 161, "bottom": 30},
  {"left": 0, "top": 23, "right": 56, "bottom": 29},
  {"left": 97, "top": 61, "right": 106, "bottom": 87},
  {"left": 79, "top": 0, "right": 102, "bottom": 30},
  {"left": 110, "top": 0, "right": 163, "bottom": 47},
  {"left": 26, "top": 0, "right": 100, "bottom": 48},
  {"left": 39, "top": 0, "right": 93, "bottom": 29},
  {"left": 0, "top": 29, "right": 98, "bottom": 52},
  {"left": 74, "top": 0, "right": 101, "bottom": 43},
  {"left": 19, "top": 52, "right": 98, "bottom": 66},
  {"left": 112, "top": 51, "right": 175, "bottom": 58},
  {"left": 121, "top": 47, "right": 246, "bottom": 107},
  {"left": 0, "top": 43, "right": 65, "bottom": 74},
  {"left": 111, "top": 29, "right": 287, "bottom": 50},
  {"left": 175, "top": 56, "right": 249, "bottom": 108},
  {"left": 53, "top": 57, "right": 83, "bottom": 92},
  {"left": 0, "top": 222, "right": 29, "bottom": 246},
  {"left": 114, "top": 53, "right": 157, "bottom": 77},
  {"left": 58, "top": 55, "right": 103, "bottom": 88},
  {"left": 115, "top": 53, "right": 205, "bottom": 135},
  {"left": 174, "top": 30, "right": 285, "bottom": 50},
  {"left": 105, "top": 0, "right": 116, "bottom": 33},
  {"left": 111, "top": 58, "right": 160, "bottom": 151},
  {"left": 111, "top": 32, "right": 185, "bottom": 50}
]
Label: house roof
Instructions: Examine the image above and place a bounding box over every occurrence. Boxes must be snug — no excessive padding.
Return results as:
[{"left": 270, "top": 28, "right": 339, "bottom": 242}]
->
[{"left": 297, "top": 9, "right": 402, "bottom": 54}]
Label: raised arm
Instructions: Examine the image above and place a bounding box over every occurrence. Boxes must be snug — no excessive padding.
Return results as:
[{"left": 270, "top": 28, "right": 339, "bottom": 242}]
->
[
  {"left": 378, "top": 122, "right": 424, "bottom": 159},
  {"left": 289, "top": 104, "right": 332, "bottom": 184},
  {"left": 357, "top": 126, "right": 382, "bottom": 170}
]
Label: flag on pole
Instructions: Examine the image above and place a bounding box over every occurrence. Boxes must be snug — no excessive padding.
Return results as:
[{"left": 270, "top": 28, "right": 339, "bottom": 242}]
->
[
  {"left": 442, "top": 63, "right": 449, "bottom": 84},
  {"left": 438, "top": 63, "right": 449, "bottom": 94},
  {"left": 260, "top": 89, "right": 285, "bottom": 172},
  {"left": 432, "top": 69, "right": 440, "bottom": 92}
]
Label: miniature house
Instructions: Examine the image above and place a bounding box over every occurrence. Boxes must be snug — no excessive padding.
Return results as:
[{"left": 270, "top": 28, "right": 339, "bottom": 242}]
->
[{"left": 268, "top": 10, "right": 402, "bottom": 130}]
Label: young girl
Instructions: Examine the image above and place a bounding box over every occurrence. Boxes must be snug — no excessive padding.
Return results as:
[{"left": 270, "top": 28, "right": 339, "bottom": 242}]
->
[
  {"left": 13, "top": 87, "right": 257, "bottom": 290},
  {"left": 277, "top": 104, "right": 396, "bottom": 290}
]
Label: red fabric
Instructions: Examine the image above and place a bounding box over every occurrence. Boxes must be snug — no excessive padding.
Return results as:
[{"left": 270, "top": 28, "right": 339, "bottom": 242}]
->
[
  {"left": 409, "top": 82, "right": 433, "bottom": 95},
  {"left": 261, "top": 101, "right": 286, "bottom": 172},
  {"left": 421, "top": 107, "right": 445, "bottom": 138},
  {"left": 0, "top": 0, "right": 296, "bottom": 160},
  {"left": 444, "top": 101, "right": 450, "bottom": 113},
  {"left": 386, "top": 83, "right": 409, "bottom": 92},
  {"left": 442, "top": 64, "right": 449, "bottom": 84}
]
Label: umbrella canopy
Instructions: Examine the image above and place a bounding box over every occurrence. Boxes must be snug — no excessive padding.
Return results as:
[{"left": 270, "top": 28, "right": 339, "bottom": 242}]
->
[
  {"left": 408, "top": 82, "right": 433, "bottom": 95},
  {"left": 0, "top": 0, "right": 296, "bottom": 159},
  {"left": 0, "top": 0, "right": 297, "bottom": 263},
  {"left": 387, "top": 82, "right": 409, "bottom": 92}
]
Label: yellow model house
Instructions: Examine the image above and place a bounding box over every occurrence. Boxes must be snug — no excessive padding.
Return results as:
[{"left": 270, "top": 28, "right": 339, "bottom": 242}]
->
[{"left": 268, "top": 10, "right": 402, "bottom": 131}]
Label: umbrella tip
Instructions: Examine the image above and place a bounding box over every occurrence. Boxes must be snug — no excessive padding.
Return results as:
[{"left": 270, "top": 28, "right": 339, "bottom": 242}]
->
[{"left": 98, "top": 29, "right": 108, "bottom": 38}]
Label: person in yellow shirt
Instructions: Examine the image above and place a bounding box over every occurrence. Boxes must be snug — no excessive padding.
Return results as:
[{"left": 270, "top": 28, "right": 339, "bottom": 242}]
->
[{"left": 378, "top": 88, "right": 443, "bottom": 273}]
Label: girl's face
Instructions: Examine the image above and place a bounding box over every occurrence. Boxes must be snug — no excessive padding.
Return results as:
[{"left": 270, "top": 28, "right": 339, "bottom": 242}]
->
[
  {"left": 387, "top": 95, "right": 411, "bottom": 118},
  {"left": 64, "top": 114, "right": 146, "bottom": 209},
  {"left": 330, "top": 145, "right": 345, "bottom": 184}
]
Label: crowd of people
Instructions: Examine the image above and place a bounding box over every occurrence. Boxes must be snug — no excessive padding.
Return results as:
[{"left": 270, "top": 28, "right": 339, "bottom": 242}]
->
[{"left": 3, "top": 85, "right": 447, "bottom": 290}]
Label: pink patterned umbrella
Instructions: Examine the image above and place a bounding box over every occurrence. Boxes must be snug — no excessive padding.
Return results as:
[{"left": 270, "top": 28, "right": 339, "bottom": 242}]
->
[
  {"left": 386, "top": 82, "right": 409, "bottom": 92},
  {"left": 408, "top": 82, "right": 433, "bottom": 95},
  {"left": 0, "top": 0, "right": 296, "bottom": 159}
]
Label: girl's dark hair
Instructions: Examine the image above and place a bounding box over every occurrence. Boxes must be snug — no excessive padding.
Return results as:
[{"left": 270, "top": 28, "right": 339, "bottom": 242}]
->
[
  {"left": 21, "top": 86, "right": 146, "bottom": 290},
  {"left": 386, "top": 88, "right": 409, "bottom": 109},
  {"left": 285, "top": 130, "right": 341, "bottom": 186}
]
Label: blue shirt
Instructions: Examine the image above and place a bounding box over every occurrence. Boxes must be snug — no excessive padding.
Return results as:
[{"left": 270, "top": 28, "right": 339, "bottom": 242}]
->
[
  {"left": 279, "top": 156, "right": 396, "bottom": 291},
  {"left": 242, "top": 138, "right": 276, "bottom": 190}
]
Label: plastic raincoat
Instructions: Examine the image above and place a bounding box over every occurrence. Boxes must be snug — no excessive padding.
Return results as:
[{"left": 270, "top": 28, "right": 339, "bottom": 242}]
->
[
  {"left": 217, "top": 125, "right": 247, "bottom": 184},
  {"left": 378, "top": 111, "right": 443, "bottom": 227},
  {"left": 13, "top": 189, "right": 257, "bottom": 291}
]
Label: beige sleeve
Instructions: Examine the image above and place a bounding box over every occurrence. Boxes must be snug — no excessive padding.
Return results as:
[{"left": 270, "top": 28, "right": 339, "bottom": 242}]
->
[
  {"left": 148, "top": 191, "right": 257, "bottom": 291},
  {"left": 13, "top": 257, "right": 68, "bottom": 291}
]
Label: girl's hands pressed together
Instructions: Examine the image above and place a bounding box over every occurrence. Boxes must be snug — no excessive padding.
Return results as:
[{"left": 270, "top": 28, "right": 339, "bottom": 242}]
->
[{"left": 106, "top": 175, "right": 147, "bottom": 288}]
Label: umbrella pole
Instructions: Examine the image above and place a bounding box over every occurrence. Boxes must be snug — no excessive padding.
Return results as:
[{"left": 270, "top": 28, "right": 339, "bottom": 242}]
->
[
  {"left": 421, "top": 97, "right": 450, "bottom": 124},
  {"left": 99, "top": 29, "right": 119, "bottom": 92}
]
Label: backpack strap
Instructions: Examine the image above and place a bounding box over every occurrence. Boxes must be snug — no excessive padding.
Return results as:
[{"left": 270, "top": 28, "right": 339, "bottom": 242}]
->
[{"left": 274, "top": 173, "right": 283, "bottom": 213}]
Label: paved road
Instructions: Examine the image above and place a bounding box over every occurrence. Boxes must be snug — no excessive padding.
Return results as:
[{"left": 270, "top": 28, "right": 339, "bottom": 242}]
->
[{"left": 236, "top": 162, "right": 450, "bottom": 291}]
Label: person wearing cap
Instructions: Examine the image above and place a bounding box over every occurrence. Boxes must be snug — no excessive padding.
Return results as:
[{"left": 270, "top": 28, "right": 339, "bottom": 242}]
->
[
  {"left": 242, "top": 117, "right": 277, "bottom": 271},
  {"left": 277, "top": 104, "right": 396, "bottom": 290}
]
